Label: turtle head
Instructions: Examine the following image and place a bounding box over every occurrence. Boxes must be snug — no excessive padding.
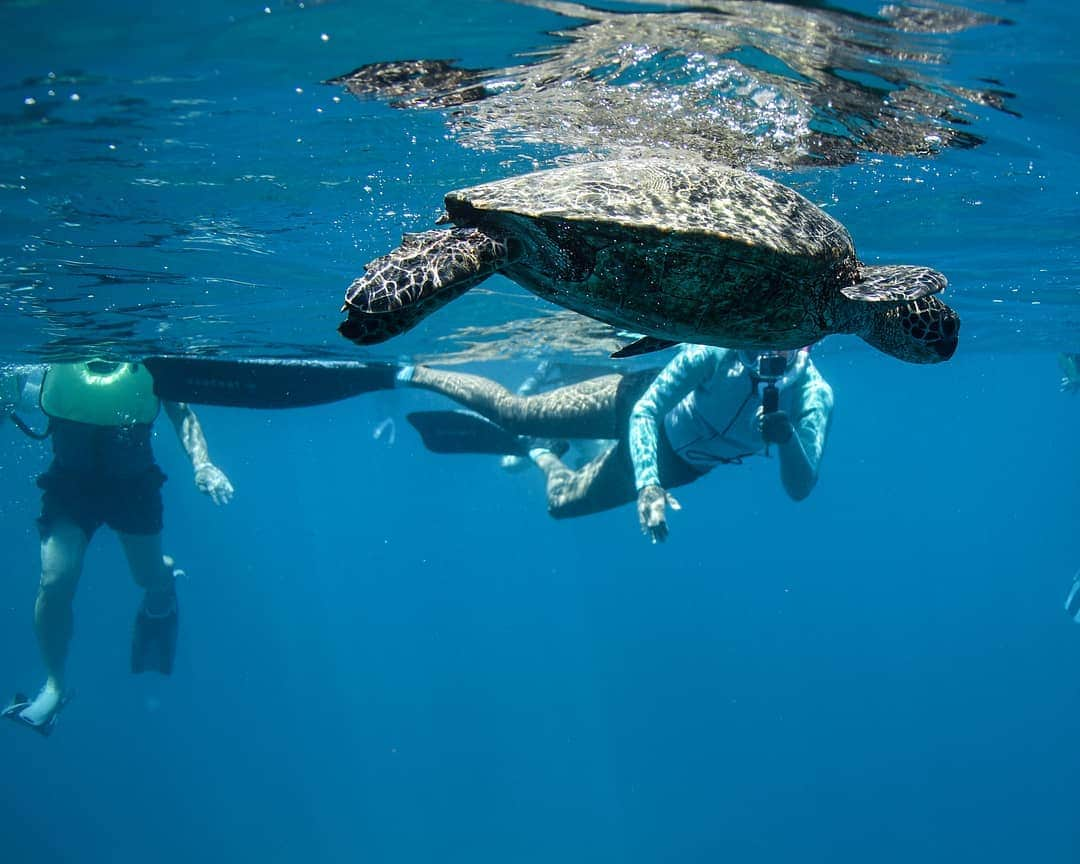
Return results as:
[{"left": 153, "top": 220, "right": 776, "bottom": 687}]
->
[
  {"left": 841, "top": 264, "right": 958, "bottom": 364},
  {"left": 339, "top": 227, "right": 510, "bottom": 346},
  {"left": 861, "top": 295, "right": 960, "bottom": 363}
]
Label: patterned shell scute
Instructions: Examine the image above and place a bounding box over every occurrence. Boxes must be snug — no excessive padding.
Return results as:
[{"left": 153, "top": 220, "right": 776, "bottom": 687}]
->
[{"left": 445, "top": 158, "right": 855, "bottom": 262}]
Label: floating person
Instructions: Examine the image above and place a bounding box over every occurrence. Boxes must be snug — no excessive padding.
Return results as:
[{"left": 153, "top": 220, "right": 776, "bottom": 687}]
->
[
  {"left": 339, "top": 158, "right": 960, "bottom": 365},
  {"left": 1059, "top": 353, "right": 1080, "bottom": 394},
  {"left": 1065, "top": 571, "right": 1080, "bottom": 624},
  {"left": 400, "top": 344, "right": 832, "bottom": 543},
  {"left": 372, "top": 416, "right": 397, "bottom": 446},
  {"left": 1, "top": 359, "right": 234, "bottom": 735}
]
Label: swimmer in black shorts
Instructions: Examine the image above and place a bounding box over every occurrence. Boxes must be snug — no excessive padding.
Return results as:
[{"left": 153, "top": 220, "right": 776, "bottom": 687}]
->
[{"left": 1, "top": 360, "right": 233, "bottom": 735}]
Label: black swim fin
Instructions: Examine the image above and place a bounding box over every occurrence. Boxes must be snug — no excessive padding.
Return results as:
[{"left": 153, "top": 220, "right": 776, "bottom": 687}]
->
[
  {"left": 131, "top": 589, "right": 179, "bottom": 675},
  {"left": 143, "top": 356, "right": 399, "bottom": 409},
  {"left": 406, "top": 410, "right": 529, "bottom": 457}
]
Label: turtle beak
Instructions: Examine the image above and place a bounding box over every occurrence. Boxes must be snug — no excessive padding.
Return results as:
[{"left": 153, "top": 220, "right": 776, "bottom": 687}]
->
[
  {"left": 933, "top": 305, "right": 961, "bottom": 360},
  {"left": 338, "top": 313, "right": 391, "bottom": 346},
  {"left": 934, "top": 332, "right": 958, "bottom": 360}
]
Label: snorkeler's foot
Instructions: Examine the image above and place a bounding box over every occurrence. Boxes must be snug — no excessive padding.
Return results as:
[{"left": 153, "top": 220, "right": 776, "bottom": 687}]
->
[
  {"left": 131, "top": 586, "right": 179, "bottom": 675},
  {"left": 501, "top": 430, "right": 568, "bottom": 472},
  {"left": 2, "top": 684, "right": 67, "bottom": 736},
  {"left": 499, "top": 453, "right": 530, "bottom": 473},
  {"left": 524, "top": 438, "right": 570, "bottom": 460}
]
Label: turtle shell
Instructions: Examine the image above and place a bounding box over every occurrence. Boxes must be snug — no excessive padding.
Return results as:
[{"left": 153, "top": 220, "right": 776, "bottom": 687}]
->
[{"left": 444, "top": 158, "right": 860, "bottom": 347}]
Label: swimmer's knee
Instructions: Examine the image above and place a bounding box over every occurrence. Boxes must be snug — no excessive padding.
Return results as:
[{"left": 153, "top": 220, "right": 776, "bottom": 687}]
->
[
  {"left": 132, "top": 557, "right": 175, "bottom": 592},
  {"left": 545, "top": 494, "right": 577, "bottom": 520},
  {"left": 38, "top": 521, "right": 87, "bottom": 594},
  {"left": 38, "top": 565, "right": 78, "bottom": 598}
]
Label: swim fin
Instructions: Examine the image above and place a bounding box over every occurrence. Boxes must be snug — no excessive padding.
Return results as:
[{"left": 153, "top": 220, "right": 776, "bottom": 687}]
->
[
  {"left": 406, "top": 410, "right": 530, "bottom": 457},
  {"left": 143, "top": 356, "right": 399, "bottom": 409},
  {"left": 131, "top": 588, "right": 179, "bottom": 675},
  {"left": 2, "top": 690, "right": 67, "bottom": 737}
]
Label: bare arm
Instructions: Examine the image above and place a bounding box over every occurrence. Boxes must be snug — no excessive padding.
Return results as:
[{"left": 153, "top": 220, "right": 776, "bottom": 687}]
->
[{"left": 163, "top": 400, "right": 234, "bottom": 505}]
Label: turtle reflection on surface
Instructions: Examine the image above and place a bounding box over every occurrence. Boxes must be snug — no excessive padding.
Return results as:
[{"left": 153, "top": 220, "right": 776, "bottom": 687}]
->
[{"left": 327, "top": 0, "right": 1016, "bottom": 169}]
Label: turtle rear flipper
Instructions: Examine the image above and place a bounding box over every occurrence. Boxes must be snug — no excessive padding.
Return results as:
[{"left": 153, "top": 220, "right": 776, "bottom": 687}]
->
[
  {"left": 611, "top": 335, "right": 679, "bottom": 359},
  {"left": 842, "top": 265, "right": 947, "bottom": 302}
]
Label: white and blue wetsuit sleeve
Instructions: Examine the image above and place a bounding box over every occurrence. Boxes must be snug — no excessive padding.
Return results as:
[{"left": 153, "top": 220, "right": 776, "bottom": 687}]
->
[
  {"left": 629, "top": 345, "right": 723, "bottom": 490},
  {"left": 789, "top": 364, "right": 834, "bottom": 473}
]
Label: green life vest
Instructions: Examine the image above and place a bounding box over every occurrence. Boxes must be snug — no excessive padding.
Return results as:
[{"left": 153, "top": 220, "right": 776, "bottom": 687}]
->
[{"left": 40, "top": 361, "right": 160, "bottom": 427}]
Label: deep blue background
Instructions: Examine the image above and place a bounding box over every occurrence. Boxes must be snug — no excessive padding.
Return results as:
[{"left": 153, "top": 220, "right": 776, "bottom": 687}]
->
[
  {"left": 2, "top": 0, "right": 1080, "bottom": 861},
  {"left": 2, "top": 350, "right": 1079, "bottom": 863}
]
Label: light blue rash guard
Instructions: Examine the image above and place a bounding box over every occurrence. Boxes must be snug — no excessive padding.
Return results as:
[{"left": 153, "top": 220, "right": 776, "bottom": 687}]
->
[{"left": 629, "top": 345, "right": 833, "bottom": 490}]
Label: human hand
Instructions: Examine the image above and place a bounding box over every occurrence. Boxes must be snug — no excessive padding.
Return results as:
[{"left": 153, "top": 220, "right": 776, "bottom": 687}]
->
[
  {"left": 1061, "top": 376, "right": 1080, "bottom": 395},
  {"left": 759, "top": 409, "right": 794, "bottom": 445},
  {"left": 195, "top": 463, "right": 235, "bottom": 505},
  {"left": 637, "top": 484, "right": 681, "bottom": 544}
]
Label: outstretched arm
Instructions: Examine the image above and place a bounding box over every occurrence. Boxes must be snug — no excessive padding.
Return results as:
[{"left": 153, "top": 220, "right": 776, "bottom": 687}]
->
[
  {"left": 774, "top": 371, "right": 833, "bottom": 501},
  {"left": 629, "top": 345, "right": 724, "bottom": 541},
  {"left": 162, "top": 401, "right": 234, "bottom": 505}
]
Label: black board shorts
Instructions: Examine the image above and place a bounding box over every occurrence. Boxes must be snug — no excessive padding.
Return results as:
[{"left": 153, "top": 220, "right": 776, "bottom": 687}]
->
[{"left": 36, "top": 464, "right": 168, "bottom": 539}]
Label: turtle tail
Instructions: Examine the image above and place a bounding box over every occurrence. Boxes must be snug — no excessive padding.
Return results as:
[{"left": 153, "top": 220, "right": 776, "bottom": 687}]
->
[{"left": 339, "top": 227, "right": 510, "bottom": 346}]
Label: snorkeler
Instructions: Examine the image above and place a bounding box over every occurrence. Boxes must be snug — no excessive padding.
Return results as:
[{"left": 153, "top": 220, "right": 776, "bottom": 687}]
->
[
  {"left": 1065, "top": 572, "right": 1080, "bottom": 623},
  {"left": 1, "top": 360, "right": 234, "bottom": 736},
  {"left": 1059, "top": 353, "right": 1080, "bottom": 394},
  {"left": 397, "top": 344, "right": 833, "bottom": 542}
]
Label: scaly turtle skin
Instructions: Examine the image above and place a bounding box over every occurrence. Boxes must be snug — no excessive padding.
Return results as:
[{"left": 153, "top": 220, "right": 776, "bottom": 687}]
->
[{"left": 339, "top": 158, "right": 959, "bottom": 363}]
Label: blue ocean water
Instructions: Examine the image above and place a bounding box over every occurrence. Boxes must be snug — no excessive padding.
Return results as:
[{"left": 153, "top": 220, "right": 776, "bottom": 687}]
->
[{"left": 1, "top": 0, "right": 1079, "bottom": 862}]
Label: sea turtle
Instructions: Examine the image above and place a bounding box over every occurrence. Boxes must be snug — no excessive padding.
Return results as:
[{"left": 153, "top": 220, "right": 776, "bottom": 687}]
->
[{"left": 339, "top": 158, "right": 959, "bottom": 363}]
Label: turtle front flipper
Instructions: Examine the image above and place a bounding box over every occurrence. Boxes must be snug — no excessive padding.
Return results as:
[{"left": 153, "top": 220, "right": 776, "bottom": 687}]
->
[
  {"left": 841, "top": 264, "right": 946, "bottom": 302},
  {"left": 339, "top": 227, "right": 511, "bottom": 346}
]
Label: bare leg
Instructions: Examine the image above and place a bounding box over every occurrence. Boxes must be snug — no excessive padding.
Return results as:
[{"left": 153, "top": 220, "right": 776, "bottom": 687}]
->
[
  {"left": 531, "top": 441, "right": 637, "bottom": 519},
  {"left": 408, "top": 366, "right": 624, "bottom": 439},
  {"left": 23, "top": 519, "right": 88, "bottom": 722},
  {"left": 118, "top": 530, "right": 177, "bottom": 625},
  {"left": 117, "top": 531, "right": 173, "bottom": 594}
]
